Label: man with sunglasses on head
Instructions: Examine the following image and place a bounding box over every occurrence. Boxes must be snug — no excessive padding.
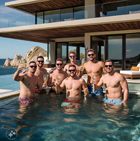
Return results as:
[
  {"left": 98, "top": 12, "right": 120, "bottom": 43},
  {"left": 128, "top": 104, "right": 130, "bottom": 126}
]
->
[
  {"left": 55, "top": 65, "right": 89, "bottom": 103},
  {"left": 64, "top": 52, "right": 83, "bottom": 78},
  {"left": 48, "top": 58, "right": 68, "bottom": 95},
  {"left": 13, "top": 61, "right": 47, "bottom": 106},
  {"left": 84, "top": 49, "right": 105, "bottom": 97},
  {"left": 95, "top": 59, "right": 129, "bottom": 106},
  {"left": 35, "top": 56, "right": 47, "bottom": 94}
]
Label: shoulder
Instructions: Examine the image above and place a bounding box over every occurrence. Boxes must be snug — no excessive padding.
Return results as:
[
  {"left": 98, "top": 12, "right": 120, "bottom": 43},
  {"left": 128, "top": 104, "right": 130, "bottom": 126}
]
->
[
  {"left": 42, "top": 68, "right": 47, "bottom": 73},
  {"left": 84, "top": 62, "right": 89, "bottom": 67},
  {"left": 79, "top": 77, "right": 85, "bottom": 83},
  {"left": 63, "top": 77, "right": 69, "bottom": 82},
  {"left": 98, "top": 61, "right": 105, "bottom": 67},
  {"left": 64, "top": 64, "right": 69, "bottom": 69},
  {"left": 75, "top": 62, "right": 81, "bottom": 66},
  {"left": 51, "top": 70, "right": 57, "bottom": 76},
  {"left": 63, "top": 71, "right": 68, "bottom": 75},
  {"left": 115, "top": 72, "right": 125, "bottom": 80}
]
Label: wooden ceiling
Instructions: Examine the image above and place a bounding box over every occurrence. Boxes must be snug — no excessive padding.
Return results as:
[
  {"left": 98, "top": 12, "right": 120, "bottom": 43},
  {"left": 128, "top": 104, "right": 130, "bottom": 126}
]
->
[
  {"left": 7, "top": 0, "right": 127, "bottom": 14},
  {"left": 0, "top": 21, "right": 140, "bottom": 43},
  {"left": 10, "top": 0, "right": 84, "bottom": 14}
]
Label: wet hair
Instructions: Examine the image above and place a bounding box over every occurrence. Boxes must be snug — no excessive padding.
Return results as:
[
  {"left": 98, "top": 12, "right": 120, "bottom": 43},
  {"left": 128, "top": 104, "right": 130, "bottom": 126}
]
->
[
  {"left": 69, "top": 52, "right": 76, "bottom": 56},
  {"left": 87, "top": 49, "right": 95, "bottom": 54},
  {"left": 56, "top": 58, "right": 63, "bottom": 63},
  {"left": 105, "top": 59, "right": 114, "bottom": 65},
  {"left": 69, "top": 65, "right": 76, "bottom": 70},
  {"left": 29, "top": 61, "right": 36, "bottom": 65},
  {"left": 37, "top": 56, "right": 44, "bottom": 60}
]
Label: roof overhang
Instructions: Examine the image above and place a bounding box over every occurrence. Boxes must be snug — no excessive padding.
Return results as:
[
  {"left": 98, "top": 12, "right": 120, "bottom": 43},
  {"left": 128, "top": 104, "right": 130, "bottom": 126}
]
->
[
  {"left": 5, "top": 0, "right": 84, "bottom": 14},
  {"left": 0, "top": 14, "right": 140, "bottom": 43}
]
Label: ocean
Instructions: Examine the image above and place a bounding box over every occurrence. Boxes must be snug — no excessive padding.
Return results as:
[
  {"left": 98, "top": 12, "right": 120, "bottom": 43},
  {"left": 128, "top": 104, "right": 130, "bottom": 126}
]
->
[
  {"left": 0, "top": 59, "right": 17, "bottom": 76},
  {"left": 0, "top": 59, "right": 20, "bottom": 91}
]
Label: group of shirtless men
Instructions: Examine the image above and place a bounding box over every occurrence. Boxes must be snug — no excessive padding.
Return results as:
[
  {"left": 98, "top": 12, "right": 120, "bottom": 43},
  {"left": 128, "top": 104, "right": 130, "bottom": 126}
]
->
[{"left": 13, "top": 49, "right": 129, "bottom": 107}]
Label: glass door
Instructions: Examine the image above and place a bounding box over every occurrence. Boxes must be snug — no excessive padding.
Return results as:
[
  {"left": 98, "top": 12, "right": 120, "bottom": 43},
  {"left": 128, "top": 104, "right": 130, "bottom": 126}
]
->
[
  {"left": 56, "top": 43, "right": 67, "bottom": 64},
  {"left": 108, "top": 36, "right": 122, "bottom": 70}
]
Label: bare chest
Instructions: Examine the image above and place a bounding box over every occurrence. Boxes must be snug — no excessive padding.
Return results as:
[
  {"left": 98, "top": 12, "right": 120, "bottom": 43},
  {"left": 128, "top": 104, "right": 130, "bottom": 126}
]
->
[
  {"left": 104, "top": 78, "right": 120, "bottom": 88},
  {"left": 86, "top": 64, "right": 102, "bottom": 74},
  {"left": 65, "top": 80, "right": 81, "bottom": 90},
  {"left": 52, "top": 73, "right": 66, "bottom": 82},
  {"left": 22, "top": 76, "right": 37, "bottom": 88}
]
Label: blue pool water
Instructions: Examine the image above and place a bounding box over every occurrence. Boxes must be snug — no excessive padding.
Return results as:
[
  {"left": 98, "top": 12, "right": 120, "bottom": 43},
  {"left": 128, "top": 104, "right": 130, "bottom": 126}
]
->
[
  {"left": 1, "top": 74, "right": 140, "bottom": 93},
  {"left": 0, "top": 94, "right": 140, "bottom": 140},
  {"left": 0, "top": 74, "right": 20, "bottom": 91}
]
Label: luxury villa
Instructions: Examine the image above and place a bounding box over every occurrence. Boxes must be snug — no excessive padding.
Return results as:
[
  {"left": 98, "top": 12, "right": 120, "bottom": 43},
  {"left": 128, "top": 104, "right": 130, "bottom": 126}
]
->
[{"left": 0, "top": 0, "right": 140, "bottom": 70}]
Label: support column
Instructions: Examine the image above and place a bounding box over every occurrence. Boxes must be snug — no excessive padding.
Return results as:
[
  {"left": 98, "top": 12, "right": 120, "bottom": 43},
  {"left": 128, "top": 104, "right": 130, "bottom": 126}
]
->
[
  {"left": 49, "top": 42, "right": 55, "bottom": 65},
  {"left": 85, "top": 33, "right": 91, "bottom": 61},
  {"left": 85, "top": 0, "right": 95, "bottom": 19},
  {"left": 105, "top": 36, "right": 108, "bottom": 60},
  {"left": 122, "top": 34, "right": 126, "bottom": 70}
]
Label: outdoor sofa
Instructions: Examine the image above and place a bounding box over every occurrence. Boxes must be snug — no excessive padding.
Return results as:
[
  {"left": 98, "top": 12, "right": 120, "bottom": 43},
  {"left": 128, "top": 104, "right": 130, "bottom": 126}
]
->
[{"left": 120, "top": 63, "right": 140, "bottom": 79}]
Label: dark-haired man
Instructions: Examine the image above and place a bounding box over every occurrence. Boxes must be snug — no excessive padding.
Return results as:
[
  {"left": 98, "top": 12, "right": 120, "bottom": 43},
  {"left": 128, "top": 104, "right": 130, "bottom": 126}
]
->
[
  {"left": 35, "top": 56, "right": 47, "bottom": 94},
  {"left": 84, "top": 49, "right": 105, "bottom": 97},
  {"left": 95, "top": 59, "right": 129, "bottom": 106},
  {"left": 55, "top": 65, "right": 89, "bottom": 102},
  {"left": 48, "top": 58, "right": 68, "bottom": 94},
  {"left": 64, "top": 52, "right": 84, "bottom": 77},
  {"left": 13, "top": 61, "right": 46, "bottom": 106}
]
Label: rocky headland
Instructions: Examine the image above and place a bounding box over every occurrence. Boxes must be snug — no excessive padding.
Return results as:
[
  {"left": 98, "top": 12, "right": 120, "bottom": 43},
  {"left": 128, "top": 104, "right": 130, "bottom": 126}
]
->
[{"left": 4, "top": 46, "right": 47, "bottom": 67}]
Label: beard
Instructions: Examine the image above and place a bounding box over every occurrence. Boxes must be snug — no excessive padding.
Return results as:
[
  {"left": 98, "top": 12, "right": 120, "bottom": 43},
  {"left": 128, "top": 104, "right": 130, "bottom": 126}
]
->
[
  {"left": 38, "top": 64, "right": 43, "bottom": 68},
  {"left": 70, "top": 73, "right": 76, "bottom": 77}
]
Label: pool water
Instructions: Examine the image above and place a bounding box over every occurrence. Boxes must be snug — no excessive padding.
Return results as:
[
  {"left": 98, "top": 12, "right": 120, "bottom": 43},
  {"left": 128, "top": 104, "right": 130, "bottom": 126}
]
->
[
  {"left": 0, "top": 94, "right": 140, "bottom": 141},
  {"left": 1, "top": 74, "right": 140, "bottom": 93},
  {"left": 0, "top": 74, "right": 20, "bottom": 91}
]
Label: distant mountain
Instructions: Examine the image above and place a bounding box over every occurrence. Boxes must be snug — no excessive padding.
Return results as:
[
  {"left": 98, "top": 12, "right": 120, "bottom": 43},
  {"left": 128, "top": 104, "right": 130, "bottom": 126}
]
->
[{"left": 4, "top": 46, "right": 47, "bottom": 67}]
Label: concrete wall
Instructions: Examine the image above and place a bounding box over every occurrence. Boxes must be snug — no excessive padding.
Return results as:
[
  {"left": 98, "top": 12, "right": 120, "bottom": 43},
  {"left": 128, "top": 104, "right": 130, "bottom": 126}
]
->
[
  {"left": 85, "top": 0, "right": 95, "bottom": 18},
  {"left": 49, "top": 42, "right": 55, "bottom": 64}
]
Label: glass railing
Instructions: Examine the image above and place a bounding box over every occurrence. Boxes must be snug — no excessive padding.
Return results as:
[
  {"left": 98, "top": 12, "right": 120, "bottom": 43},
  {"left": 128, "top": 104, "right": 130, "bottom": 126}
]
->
[
  {"left": 0, "top": 13, "right": 35, "bottom": 28},
  {"left": 0, "top": 0, "right": 140, "bottom": 28}
]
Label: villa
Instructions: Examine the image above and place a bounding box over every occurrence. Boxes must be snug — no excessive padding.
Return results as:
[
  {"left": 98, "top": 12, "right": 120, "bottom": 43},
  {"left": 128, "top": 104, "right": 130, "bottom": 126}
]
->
[{"left": 0, "top": 0, "right": 140, "bottom": 70}]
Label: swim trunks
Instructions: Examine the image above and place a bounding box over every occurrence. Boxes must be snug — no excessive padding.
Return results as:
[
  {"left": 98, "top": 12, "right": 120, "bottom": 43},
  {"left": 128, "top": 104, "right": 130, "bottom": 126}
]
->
[
  {"left": 88, "top": 85, "right": 103, "bottom": 96},
  {"left": 103, "top": 97, "right": 123, "bottom": 105},
  {"left": 61, "top": 99, "right": 81, "bottom": 107},
  {"left": 35, "top": 89, "right": 46, "bottom": 94},
  {"left": 49, "top": 88, "right": 56, "bottom": 94},
  {"left": 18, "top": 97, "right": 37, "bottom": 106}
]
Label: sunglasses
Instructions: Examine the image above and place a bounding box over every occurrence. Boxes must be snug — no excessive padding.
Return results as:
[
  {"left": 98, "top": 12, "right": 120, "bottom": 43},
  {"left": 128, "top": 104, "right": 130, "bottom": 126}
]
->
[
  {"left": 105, "top": 65, "right": 113, "bottom": 68},
  {"left": 57, "top": 64, "right": 63, "bottom": 66},
  {"left": 70, "top": 55, "right": 75, "bottom": 58},
  {"left": 38, "top": 61, "right": 44, "bottom": 63},
  {"left": 69, "top": 69, "right": 76, "bottom": 72},
  {"left": 30, "top": 66, "right": 37, "bottom": 68},
  {"left": 88, "top": 54, "right": 94, "bottom": 57}
]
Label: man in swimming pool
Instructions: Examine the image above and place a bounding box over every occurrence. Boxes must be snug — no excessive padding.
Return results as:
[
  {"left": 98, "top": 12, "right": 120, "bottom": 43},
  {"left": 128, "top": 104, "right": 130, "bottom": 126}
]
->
[
  {"left": 13, "top": 61, "right": 46, "bottom": 106},
  {"left": 55, "top": 65, "right": 89, "bottom": 102},
  {"left": 47, "top": 58, "right": 68, "bottom": 95},
  {"left": 95, "top": 59, "right": 129, "bottom": 106},
  {"left": 35, "top": 56, "right": 47, "bottom": 94},
  {"left": 63, "top": 52, "right": 84, "bottom": 78},
  {"left": 84, "top": 49, "right": 105, "bottom": 97}
]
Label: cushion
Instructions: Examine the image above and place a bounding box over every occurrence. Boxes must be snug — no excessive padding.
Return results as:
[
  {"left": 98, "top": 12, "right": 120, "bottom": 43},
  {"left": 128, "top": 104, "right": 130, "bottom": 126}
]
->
[
  {"left": 137, "top": 63, "right": 140, "bottom": 67},
  {"left": 137, "top": 63, "right": 140, "bottom": 71},
  {"left": 131, "top": 66, "right": 139, "bottom": 71},
  {"left": 120, "top": 70, "right": 140, "bottom": 75}
]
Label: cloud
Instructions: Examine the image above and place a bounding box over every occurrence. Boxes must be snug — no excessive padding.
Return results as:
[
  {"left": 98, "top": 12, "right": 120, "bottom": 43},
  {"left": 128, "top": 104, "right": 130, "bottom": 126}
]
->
[{"left": 0, "top": 5, "right": 21, "bottom": 15}]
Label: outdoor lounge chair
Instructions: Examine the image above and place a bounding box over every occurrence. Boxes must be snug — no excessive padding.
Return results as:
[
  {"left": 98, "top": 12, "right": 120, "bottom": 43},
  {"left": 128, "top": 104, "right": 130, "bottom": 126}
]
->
[{"left": 120, "top": 63, "right": 140, "bottom": 79}]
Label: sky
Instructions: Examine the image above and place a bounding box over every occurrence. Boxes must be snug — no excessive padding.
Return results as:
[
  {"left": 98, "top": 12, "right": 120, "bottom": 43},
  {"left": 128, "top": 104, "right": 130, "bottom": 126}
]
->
[{"left": 0, "top": 0, "right": 47, "bottom": 59}]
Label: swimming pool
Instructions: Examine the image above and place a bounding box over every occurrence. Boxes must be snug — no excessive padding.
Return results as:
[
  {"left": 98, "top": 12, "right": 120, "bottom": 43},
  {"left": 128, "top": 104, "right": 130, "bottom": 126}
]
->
[
  {"left": 1, "top": 74, "right": 140, "bottom": 93},
  {"left": 0, "top": 94, "right": 140, "bottom": 140}
]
